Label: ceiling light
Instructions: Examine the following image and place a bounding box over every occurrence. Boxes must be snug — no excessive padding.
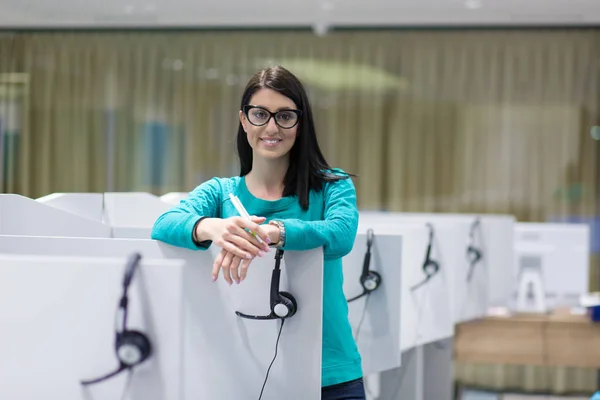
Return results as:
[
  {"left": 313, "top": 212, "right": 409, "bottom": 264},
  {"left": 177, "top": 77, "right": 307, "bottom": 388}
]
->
[
  {"left": 321, "top": 1, "right": 334, "bottom": 11},
  {"left": 255, "top": 58, "right": 408, "bottom": 92},
  {"left": 312, "top": 21, "right": 330, "bottom": 37},
  {"left": 172, "top": 60, "right": 184, "bottom": 71},
  {"left": 465, "top": 0, "right": 482, "bottom": 9}
]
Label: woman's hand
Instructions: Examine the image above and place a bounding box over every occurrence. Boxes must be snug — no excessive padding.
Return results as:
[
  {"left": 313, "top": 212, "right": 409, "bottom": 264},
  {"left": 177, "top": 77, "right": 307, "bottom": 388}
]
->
[
  {"left": 212, "top": 248, "right": 254, "bottom": 284},
  {"left": 196, "top": 216, "right": 271, "bottom": 259},
  {"left": 212, "top": 223, "right": 282, "bottom": 284}
]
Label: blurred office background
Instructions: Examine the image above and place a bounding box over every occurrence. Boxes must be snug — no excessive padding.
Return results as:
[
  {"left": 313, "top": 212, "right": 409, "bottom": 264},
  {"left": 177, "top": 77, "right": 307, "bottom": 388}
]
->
[{"left": 0, "top": 0, "right": 599, "bottom": 397}]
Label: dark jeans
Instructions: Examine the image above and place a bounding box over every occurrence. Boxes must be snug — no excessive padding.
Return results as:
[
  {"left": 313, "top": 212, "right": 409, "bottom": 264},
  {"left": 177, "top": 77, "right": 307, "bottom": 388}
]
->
[{"left": 321, "top": 378, "right": 366, "bottom": 400}]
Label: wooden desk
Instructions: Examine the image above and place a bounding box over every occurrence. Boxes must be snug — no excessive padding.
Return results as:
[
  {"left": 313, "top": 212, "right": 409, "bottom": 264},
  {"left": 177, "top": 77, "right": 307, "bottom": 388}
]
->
[{"left": 454, "top": 313, "right": 600, "bottom": 368}]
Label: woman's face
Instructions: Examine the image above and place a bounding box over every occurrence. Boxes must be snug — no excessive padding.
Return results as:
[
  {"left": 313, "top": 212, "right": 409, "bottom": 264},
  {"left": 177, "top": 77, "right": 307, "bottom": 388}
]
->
[{"left": 239, "top": 88, "right": 300, "bottom": 162}]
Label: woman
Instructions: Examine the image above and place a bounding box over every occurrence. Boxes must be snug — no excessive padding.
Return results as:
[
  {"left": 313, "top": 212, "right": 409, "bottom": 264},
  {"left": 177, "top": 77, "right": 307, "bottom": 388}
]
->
[{"left": 151, "top": 65, "right": 366, "bottom": 399}]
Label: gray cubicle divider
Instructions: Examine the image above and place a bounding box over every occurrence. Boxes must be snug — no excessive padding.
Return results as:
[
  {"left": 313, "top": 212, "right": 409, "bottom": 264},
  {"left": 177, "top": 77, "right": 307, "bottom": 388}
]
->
[
  {"left": 103, "top": 192, "right": 172, "bottom": 227},
  {"left": 110, "top": 226, "right": 153, "bottom": 239},
  {"left": 357, "top": 223, "right": 454, "bottom": 351},
  {"left": 361, "top": 211, "right": 515, "bottom": 311},
  {"left": 103, "top": 193, "right": 173, "bottom": 239},
  {"left": 364, "top": 215, "right": 486, "bottom": 324},
  {"left": 0, "top": 235, "right": 324, "bottom": 400},
  {"left": 0, "top": 194, "right": 111, "bottom": 238},
  {"left": 0, "top": 254, "right": 186, "bottom": 400},
  {"left": 343, "top": 231, "right": 402, "bottom": 376},
  {"left": 356, "top": 221, "right": 455, "bottom": 400},
  {"left": 37, "top": 193, "right": 105, "bottom": 222},
  {"left": 35, "top": 192, "right": 175, "bottom": 239}
]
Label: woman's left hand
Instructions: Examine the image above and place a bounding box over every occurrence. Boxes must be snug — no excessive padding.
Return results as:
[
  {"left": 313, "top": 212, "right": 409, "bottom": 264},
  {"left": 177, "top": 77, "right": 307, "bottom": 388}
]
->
[
  {"left": 212, "top": 248, "right": 251, "bottom": 285},
  {"left": 212, "top": 223, "right": 281, "bottom": 284}
]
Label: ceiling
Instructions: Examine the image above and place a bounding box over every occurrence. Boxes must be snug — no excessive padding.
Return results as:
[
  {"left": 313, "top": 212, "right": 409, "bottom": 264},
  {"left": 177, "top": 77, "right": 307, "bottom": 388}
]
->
[{"left": 0, "top": 0, "right": 599, "bottom": 29}]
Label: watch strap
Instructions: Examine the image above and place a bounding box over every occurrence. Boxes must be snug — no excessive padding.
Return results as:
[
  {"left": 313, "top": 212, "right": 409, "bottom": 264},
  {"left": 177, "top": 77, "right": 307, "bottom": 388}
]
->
[{"left": 268, "top": 220, "right": 286, "bottom": 249}]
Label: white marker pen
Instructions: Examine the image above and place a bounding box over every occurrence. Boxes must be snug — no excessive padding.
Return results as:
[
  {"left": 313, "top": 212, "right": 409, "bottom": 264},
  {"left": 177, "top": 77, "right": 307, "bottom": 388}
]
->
[{"left": 228, "top": 193, "right": 264, "bottom": 245}]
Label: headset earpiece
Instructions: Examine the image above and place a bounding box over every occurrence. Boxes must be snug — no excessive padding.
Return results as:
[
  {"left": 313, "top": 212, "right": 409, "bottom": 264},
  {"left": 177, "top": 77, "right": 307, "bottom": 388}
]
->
[
  {"left": 362, "top": 271, "right": 382, "bottom": 292},
  {"left": 236, "top": 249, "right": 298, "bottom": 321},
  {"left": 410, "top": 223, "right": 440, "bottom": 291},
  {"left": 274, "top": 291, "right": 297, "bottom": 318},
  {"left": 347, "top": 230, "right": 382, "bottom": 302},
  {"left": 116, "top": 330, "right": 152, "bottom": 367},
  {"left": 466, "top": 217, "right": 483, "bottom": 281}
]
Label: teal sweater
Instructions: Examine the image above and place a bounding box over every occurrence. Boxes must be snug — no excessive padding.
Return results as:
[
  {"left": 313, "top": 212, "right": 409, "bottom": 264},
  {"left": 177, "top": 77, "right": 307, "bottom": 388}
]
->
[{"left": 150, "top": 169, "right": 363, "bottom": 387}]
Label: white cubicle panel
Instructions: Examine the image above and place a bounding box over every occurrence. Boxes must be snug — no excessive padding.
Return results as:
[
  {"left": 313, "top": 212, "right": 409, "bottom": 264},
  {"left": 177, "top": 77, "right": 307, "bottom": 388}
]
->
[
  {"left": 514, "top": 222, "right": 590, "bottom": 309},
  {"left": 110, "top": 226, "right": 154, "bottom": 239},
  {"left": 103, "top": 193, "right": 173, "bottom": 239},
  {"left": 343, "top": 232, "right": 402, "bottom": 376},
  {"left": 0, "top": 254, "right": 186, "bottom": 400},
  {"left": 356, "top": 223, "right": 454, "bottom": 351},
  {"left": 36, "top": 193, "right": 105, "bottom": 222},
  {"left": 361, "top": 215, "right": 486, "bottom": 324},
  {"left": 360, "top": 211, "right": 515, "bottom": 310},
  {"left": 0, "top": 235, "right": 323, "bottom": 400},
  {"left": 35, "top": 192, "right": 172, "bottom": 239},
  {"left": 0, "top": 194, "right": 111, "bottom": 238},
  {"left": 160, "top": 192, "right": 189, "bottom": 205}
]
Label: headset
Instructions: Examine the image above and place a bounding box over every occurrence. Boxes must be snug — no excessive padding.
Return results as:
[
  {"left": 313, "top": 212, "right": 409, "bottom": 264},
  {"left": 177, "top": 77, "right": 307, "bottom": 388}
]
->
[
  {"left": 235, "top": 249, "right": 297, "bottom": 321},
  {"left": 347, "top": 229, "right": 381, "bottom": 302},
  {"left": 466, "top": 217, "right": 483, "bottom": 281},
  {"left": 80, "top": 252, "right": 152, "bottom": 386},
  {"left": 411, "top": 223, "right": 440, "bottom": 291}
]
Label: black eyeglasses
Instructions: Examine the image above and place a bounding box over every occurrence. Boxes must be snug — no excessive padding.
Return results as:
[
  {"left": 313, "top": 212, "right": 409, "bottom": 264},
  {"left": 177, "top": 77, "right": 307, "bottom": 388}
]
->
[{"left": 243, "top": 105, "right": 302, "bottom": 129}]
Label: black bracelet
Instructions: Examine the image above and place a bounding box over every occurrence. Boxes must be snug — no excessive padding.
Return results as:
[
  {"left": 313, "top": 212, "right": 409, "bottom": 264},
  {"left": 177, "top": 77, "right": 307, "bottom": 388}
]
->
[{"left": 192, "top": 217, "right": 212, "bottom": 247}]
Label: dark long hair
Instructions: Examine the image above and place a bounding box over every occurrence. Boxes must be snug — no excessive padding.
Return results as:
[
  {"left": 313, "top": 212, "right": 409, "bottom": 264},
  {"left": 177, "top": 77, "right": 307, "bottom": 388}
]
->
[{"left": 236, "top": 65, "right": 353, "bottom": 210}]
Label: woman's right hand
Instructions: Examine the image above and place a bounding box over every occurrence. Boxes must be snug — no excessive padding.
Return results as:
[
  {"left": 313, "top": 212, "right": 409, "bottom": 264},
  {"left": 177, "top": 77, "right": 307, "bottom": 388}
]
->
[{"left": 196, "top": 216, "right": 271, "bottom": 259}]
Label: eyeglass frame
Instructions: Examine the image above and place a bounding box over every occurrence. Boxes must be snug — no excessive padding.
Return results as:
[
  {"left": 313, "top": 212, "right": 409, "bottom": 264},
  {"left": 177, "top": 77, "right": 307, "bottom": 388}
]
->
[{"left": 242, "top": 105, "right": 303, "bottom": 129}]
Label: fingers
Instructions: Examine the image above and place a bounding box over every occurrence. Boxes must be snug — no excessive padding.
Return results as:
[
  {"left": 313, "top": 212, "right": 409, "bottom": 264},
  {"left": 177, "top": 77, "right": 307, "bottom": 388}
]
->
[
  {"left": 244, "top": 222, "right": 271, "bottom": 251},
  {"left": 230, "top": 255, "right": 243, "bottom": 284},
  {"left": 213, "top": 250, "right": 253, "bottom": 284},
  {"left": 219, "top": 216, "right": 270, "bottom": 252},
  {"left": 220, "top": 251, "right": 235, "bottom": 285},
  {"left": 234, "top": 217, "right": 270, "bottom": 245},
  {"left": 221, "top": 240, "right": 253, "bottom": 260},
  {"left": 211, "top": 250, "right": 225, "bottom": 282},
  {"left": 211, "top": 215, "right": 271, "bottom": 285},
  {"left": 239, "top": 257, "right": 253, "bottom": 282},
  {"left": 228, "top": 230, "right": 269, "bottom": 257}
]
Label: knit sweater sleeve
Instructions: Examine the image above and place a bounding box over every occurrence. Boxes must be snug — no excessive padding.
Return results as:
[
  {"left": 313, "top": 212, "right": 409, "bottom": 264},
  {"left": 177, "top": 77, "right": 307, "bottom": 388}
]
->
[
  {"left": 279, "top": 173, "right": 358, "bottom": 260},
  {"left": 150, "top": 178, "right": 223, "bottom": 250}
]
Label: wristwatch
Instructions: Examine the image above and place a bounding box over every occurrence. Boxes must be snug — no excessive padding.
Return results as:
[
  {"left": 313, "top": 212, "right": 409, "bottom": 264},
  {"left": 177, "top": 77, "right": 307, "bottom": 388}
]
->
[{"left": 268, "top": 220, "right": 286, "bottom": 249}]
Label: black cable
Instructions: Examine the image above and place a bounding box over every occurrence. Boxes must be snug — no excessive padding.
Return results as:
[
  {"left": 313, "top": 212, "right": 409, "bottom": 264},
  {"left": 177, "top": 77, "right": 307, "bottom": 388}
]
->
[
  {"left": 354, "top": 293, "right": 371, "bottom": 343},
  {"left": 120, "top": 369, "right": 134, "bottom": 400},
  {"left": 257, "top": 318, "right": 285, "bottom": 400}
]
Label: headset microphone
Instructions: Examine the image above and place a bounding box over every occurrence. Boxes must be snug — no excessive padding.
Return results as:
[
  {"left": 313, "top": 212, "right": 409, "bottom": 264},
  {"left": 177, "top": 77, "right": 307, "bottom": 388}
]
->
[
  {"left": 347, "top": 229, "right": 381, "bottom": 302},
  {"left": 80, "top": 252, "right": 152, "bottom": 386}
]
